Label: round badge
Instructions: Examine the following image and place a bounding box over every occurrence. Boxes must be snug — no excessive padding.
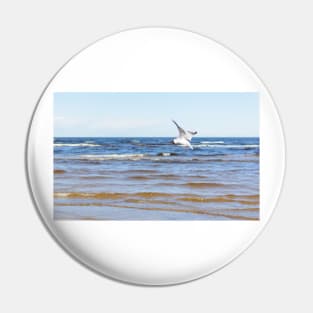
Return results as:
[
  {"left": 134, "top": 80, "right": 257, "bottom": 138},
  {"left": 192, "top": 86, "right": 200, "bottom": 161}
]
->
[{"left": 27, "top": 28, "right": 285, "bottom": 285}]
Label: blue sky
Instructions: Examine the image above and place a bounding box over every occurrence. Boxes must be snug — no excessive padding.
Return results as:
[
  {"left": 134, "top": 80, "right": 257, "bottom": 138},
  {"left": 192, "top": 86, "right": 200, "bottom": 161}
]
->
[{"left": 54, "top": 92, "right": 259, "bottom": 137}]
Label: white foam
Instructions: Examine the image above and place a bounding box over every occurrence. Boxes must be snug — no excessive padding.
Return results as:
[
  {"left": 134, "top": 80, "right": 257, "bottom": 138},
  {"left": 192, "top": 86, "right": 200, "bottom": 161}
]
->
[
  {"left": 200, "top": 141, "right": 224, "bottom": 144},
  {"left": 54, "top": 192, "right": 71, "bottom": 197},
  {"left": 194, "top": 144, "right": 259, "bottom": 148},
  {"left": 80, "top": 153, "right": 146, "bottom": 160}
]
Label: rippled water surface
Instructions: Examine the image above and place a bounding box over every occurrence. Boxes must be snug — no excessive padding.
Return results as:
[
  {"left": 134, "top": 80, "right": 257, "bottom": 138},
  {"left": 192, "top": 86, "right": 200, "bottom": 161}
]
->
[{"left": 54, "top": 137, "right": 259, "bottom": 220}]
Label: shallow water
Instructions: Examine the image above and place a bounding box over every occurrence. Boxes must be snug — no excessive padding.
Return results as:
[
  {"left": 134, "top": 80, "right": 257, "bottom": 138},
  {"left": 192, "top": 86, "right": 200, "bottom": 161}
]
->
[{"left": 54, "top": 137, "right": 259, "bottom": 220}]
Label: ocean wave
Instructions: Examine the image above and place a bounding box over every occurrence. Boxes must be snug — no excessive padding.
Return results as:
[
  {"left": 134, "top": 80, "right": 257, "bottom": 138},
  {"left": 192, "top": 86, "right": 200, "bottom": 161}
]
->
[
  {"left": 200, "top": 141, "right": 224, "bottom": 144},
  {"left": 54, "top": 191, "right": 176, "bottom": 199},
  {"left": 183, "top": 182, "right": 225, "bottom": 188},
  {"left": 54, "top": 142, "right": 258, "bottom": 150},
  {"left": 54, "top": 153, "right": 258, "bottom": 164},
  {"left": 54, "top": 191, "right": 259, "bottom": 201},
  {"left": 54, "top": 199, "right": 259, "bottom": 220},
  {"left": 128, "top": 174, "right": 191, "bottom": 180},
  {"left": 157, "top": 152, "right": 178, "bottom": 156},
  {"left": 54, "top": 169, "right": 66, "bottom": 174},
  {"left": 78, "top": 153, "right": 180, "bottom": 161},
  {"left": 128, "top": 175, "right": 151, "bottom": 180},
  {"left": 194, "top": 144, "right": 259, "bottom": 148},
  {"left": 79, "top": 153, "right": 146, "bottom": 161},
  {"left": 54, "top": 143, "right": 101, "bottom": 147},
  {"left": 179, "top": 195, "right": 259, "bottom": 204}
]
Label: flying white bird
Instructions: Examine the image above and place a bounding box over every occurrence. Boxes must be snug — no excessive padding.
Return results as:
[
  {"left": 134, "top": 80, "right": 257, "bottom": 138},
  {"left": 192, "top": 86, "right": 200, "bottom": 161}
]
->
[{"left": 172, "top": 120, "right": 198, "bottom": 149}]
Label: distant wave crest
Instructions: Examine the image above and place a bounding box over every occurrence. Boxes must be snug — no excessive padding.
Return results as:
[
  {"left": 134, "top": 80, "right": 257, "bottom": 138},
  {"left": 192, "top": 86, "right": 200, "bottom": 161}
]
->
[
  {"left": 194, "top": 144, "right": 259, "bottom": 148},
  {"left": 77, "top": 153, "right": 180, "bottom": 161},
  {"left": 54, "top": 143, "right": 101, "bottom": 147},
  {"left": 80, "top": 153, "right": 146, "bottom": 160},
  {"left": 200, "top": 141, "right": 224, "bottom": 144}
]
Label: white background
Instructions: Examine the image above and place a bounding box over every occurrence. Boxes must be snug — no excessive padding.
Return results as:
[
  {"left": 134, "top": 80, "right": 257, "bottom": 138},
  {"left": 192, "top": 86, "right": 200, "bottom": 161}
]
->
[{"left": 0, "top": 0, "right": 311, "bottom": 312}]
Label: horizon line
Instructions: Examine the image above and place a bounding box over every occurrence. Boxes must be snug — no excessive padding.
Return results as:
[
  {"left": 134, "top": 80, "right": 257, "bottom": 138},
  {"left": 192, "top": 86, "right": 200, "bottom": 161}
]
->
[{"left": 54, "top": 135, "right": 260, "bottom": 138}]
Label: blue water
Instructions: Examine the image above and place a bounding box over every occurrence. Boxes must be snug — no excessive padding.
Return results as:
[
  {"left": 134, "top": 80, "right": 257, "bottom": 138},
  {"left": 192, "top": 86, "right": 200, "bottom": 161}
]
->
[{"left": 54, "top": 137, "right": 259, "bottom": 220}]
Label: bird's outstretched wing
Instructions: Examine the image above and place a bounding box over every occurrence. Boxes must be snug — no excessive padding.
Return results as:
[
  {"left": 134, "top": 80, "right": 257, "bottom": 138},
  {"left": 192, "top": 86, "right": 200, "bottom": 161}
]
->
[
  {"left": 188, "top": 130, "right": 197, "bottom": 136},
  {"left": 172, "top": 120, "right": 197, "bottom": 142},
  {"left": 172, "top": 120, "right": 186, "bottom": 138}
]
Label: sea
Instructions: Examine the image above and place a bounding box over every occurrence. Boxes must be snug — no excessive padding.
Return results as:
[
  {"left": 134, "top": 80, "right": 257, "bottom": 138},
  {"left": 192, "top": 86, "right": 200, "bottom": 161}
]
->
[{"left": 54, "top": 137, "right": 259, "bottom": 220}]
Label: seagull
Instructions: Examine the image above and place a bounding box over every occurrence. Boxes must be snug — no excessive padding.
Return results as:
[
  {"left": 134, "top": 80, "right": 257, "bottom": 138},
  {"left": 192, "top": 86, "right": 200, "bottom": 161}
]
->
[{"left": 172, "top": 120, "right": 198, "bottom": 149}]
